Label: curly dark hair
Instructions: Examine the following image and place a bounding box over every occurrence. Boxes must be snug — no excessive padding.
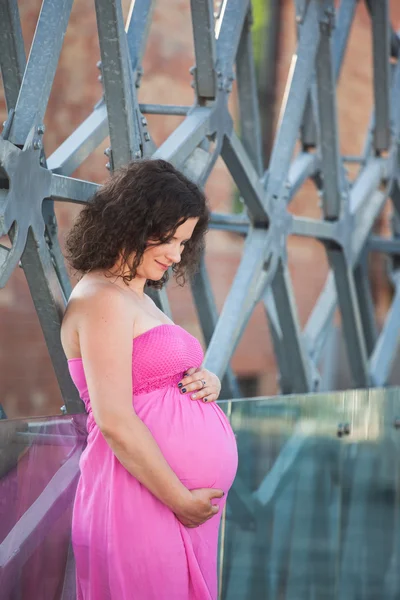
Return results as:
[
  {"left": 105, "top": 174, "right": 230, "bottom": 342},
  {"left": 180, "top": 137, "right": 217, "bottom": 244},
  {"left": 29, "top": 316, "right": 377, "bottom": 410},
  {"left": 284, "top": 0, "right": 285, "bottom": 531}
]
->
[{"left": 65, "top": 159, "right": 210, "bottom": 289}]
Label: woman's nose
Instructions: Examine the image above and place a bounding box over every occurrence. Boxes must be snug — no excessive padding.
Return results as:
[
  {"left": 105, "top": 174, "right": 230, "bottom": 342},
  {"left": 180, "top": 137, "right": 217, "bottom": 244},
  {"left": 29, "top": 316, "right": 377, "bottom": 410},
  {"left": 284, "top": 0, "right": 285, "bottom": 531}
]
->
[{"left": 166, "top": 246, "right": 181, "bottom": 264}]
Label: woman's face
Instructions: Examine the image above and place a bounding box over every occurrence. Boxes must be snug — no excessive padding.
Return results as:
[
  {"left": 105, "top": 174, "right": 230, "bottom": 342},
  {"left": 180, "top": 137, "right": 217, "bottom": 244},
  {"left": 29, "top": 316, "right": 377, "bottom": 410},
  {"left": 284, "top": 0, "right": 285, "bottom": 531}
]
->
[{"left": 137, "top": 217, "right": 199, "bottom": 280}]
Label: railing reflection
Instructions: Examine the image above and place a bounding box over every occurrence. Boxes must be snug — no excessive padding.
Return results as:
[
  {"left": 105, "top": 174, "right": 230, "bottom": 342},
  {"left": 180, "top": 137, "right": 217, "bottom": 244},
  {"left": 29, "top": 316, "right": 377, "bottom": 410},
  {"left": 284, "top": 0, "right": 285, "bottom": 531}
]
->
[{"left": 0, "top": 415, "right": 86, "bottom": 600}]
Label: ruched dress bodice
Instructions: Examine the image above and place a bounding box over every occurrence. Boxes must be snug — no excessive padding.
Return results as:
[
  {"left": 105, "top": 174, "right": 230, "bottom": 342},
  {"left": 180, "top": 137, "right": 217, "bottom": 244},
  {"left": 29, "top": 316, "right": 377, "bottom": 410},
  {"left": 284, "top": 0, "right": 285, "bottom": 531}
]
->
[{"left": 67, "top": 323, "right": 238, "bottom": 600}]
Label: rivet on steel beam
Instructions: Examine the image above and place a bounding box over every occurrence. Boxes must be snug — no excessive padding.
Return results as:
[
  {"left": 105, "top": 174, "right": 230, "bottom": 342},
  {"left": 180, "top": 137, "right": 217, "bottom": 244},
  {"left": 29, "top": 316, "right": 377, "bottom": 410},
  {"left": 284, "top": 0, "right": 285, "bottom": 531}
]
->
[
  {"left": 189, "top": 66, "right": 195, "bottom": 75},
  {"left": 144, "top": 132, "right": 150, "bottom": 142},
  {"left": 33, "top": 139, "right": 42, "bottom": 150},
  {"left": 295, "top": 14, "right": 303, "bottom": 24},
  {"left": 105, "top": 162, "right": 111, "bottom": 171},
  {"left": 36, "top": 124, "right": 45, "bottom": 135},
  {"left": 104, "top": 147, "right": 111, "bottom": 157},
  {"left": 141, "top": 116, "right": 147, "bottom": 127},
  {"left": 134, "top": 151, "right": 141, "bottom": 159},
  {"left": 96, "top": 61, "right": 102, "bottom": 70}
]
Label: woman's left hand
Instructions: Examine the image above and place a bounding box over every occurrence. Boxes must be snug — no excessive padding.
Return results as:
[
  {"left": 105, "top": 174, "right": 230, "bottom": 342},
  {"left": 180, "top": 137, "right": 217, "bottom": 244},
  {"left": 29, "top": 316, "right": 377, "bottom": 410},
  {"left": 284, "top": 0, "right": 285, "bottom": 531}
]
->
[{"left": 178, "top": 367, "right": 221, "bottom": 403}]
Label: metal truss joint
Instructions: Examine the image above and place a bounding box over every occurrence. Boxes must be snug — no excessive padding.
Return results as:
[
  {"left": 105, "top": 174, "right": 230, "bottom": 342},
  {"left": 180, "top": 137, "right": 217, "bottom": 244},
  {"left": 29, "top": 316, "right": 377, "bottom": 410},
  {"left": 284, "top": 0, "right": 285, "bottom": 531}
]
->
[
  {"left": 326, "top": 211, "right": 354, "bottom": 263},
  {"left": 265, "top": 204, "right": 293, "bottom": 264}
]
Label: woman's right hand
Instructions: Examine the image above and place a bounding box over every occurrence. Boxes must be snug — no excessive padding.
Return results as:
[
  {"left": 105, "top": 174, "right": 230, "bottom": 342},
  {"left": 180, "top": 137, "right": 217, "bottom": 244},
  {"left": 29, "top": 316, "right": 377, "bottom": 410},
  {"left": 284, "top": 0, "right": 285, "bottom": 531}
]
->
[{"left": 174, "top": 488, "right": 225, "bottom": 528}]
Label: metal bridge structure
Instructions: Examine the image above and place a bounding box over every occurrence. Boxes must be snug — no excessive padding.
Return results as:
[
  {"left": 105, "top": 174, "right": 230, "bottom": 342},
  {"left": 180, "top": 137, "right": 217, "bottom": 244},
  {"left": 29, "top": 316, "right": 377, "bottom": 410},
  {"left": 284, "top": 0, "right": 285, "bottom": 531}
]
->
[{"left": 1, "top": 0, "right": 400, "bottom": 415}]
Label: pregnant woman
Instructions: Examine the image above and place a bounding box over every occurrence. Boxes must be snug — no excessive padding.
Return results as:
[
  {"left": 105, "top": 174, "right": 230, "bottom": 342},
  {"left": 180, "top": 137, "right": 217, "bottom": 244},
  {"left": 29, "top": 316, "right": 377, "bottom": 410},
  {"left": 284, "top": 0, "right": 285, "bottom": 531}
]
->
[{"left": 60, "top": 159, "right": 238, "bottom": 600}]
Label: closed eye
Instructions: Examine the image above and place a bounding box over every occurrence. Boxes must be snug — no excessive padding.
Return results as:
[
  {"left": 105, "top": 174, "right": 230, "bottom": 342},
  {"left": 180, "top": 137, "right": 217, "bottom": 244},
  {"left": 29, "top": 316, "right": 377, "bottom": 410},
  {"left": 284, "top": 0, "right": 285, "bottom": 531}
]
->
[{"left": 172, "top": 236, "right": 189, "bottom": 246}]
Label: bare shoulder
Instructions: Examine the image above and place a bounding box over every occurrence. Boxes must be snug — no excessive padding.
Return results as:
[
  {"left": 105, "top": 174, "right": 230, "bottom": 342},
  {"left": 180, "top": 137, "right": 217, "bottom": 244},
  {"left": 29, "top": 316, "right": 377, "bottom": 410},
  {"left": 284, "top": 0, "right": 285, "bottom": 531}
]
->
[{"left": 61, "top": 276, "right": 138, "bottom": 358}]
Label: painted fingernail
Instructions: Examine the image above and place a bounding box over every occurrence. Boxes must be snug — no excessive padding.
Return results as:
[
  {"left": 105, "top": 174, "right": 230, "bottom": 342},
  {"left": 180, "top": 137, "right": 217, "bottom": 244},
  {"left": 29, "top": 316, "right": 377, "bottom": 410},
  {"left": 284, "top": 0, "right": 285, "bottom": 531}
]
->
[
  {"left": 192, "top": 394, "right": 197, "bottom": 399},
  {"left": 203, "top": 398, "right": 208, "bottom": 403},
  {"left": 178, "top": 383, "right": 183, "bottom": 388},
  {"left": 181, "top": 388, "right": 186, "bottom": 393}
]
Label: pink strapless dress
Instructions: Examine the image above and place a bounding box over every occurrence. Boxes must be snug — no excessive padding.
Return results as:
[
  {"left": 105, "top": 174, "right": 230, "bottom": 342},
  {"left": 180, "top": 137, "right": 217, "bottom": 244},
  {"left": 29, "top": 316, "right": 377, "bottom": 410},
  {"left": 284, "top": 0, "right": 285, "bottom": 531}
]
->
[{"left": 67, "top": 324, "right": 238, "bottom": 600}]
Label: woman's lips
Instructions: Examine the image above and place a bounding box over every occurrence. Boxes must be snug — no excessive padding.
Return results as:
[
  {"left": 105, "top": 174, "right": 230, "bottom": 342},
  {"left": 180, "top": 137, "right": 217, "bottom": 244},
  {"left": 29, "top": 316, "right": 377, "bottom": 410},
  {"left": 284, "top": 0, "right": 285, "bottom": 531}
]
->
[{"left": 156, "top": 260, "right": 169, "bottom": 271}]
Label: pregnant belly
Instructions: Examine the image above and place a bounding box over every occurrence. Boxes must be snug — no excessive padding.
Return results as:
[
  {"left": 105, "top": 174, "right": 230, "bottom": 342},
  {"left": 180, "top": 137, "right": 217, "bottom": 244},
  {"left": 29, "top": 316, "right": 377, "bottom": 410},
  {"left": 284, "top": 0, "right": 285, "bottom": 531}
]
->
[{"left": 133, "top": 386, "right": 238, "bottom": 492}]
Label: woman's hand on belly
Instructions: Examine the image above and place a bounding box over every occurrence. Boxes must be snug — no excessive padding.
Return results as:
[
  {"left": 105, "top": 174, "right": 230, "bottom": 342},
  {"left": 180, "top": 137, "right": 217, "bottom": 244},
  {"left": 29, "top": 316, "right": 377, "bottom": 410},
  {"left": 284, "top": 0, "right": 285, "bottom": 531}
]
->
[
  {"left": 178, "top": 367, "right": 221, "bottom": 403},
  {"left": 174, "top": 487, "right": 225, "bottom": 528}
]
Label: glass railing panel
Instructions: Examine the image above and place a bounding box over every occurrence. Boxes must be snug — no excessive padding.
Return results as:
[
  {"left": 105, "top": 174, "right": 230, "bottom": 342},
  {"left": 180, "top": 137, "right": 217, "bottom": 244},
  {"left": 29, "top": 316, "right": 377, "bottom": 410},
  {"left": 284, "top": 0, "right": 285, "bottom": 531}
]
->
[
  {"left": 2, "top": 388, "right": 400, "bottom": 600},
  {"left": 219, "top": 387, "right": 400, "bottom": 600},
  {"left": 0, "top": 414, "right": 87, "bottom": 600},
  {"left": 338, "top": 387, "right": 400, "bottom": 600}
]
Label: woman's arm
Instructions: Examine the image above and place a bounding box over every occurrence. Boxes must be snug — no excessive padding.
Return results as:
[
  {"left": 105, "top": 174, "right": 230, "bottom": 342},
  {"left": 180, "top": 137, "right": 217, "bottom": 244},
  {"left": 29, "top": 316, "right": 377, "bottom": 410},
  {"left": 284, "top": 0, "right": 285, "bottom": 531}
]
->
[{"left": 74, "top": 286, "right": 222, "bottom": 527}]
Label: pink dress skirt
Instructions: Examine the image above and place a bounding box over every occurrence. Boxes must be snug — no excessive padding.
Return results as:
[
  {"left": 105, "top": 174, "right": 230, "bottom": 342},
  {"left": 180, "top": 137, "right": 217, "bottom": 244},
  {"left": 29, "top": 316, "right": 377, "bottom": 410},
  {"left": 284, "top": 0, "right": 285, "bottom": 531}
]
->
[{"left": 68, "top": 324, "right": 238, "bottom": 599}]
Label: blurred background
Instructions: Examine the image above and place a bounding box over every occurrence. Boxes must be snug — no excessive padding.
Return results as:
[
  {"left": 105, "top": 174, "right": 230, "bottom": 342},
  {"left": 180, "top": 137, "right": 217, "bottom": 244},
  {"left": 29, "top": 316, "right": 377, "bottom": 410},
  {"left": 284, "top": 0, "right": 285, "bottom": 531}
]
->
[{"left": 1, "top": 0, "right": 400, "bottom": 419}]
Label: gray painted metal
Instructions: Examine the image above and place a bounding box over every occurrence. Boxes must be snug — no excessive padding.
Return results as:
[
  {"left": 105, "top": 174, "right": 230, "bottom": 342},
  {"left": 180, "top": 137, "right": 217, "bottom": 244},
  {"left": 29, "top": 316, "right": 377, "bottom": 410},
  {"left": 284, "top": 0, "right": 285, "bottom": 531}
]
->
[
  {"left": 94, "top": 0, "right": 142, "bottom": 166},
  {"left": 1, "top": 0, "right": 400, "bottom": 413},
  {"left": 0, "top": 0, "right": 25, "bottom": 111},
  {"left": 369, "top": 0, "right": 391, "bottom": 152},
  {"left": 190, "top": 0, "right": 217, "bottom": 100},
  {"left": 8, "top": 0, "right": 74, "bottom": 146}
]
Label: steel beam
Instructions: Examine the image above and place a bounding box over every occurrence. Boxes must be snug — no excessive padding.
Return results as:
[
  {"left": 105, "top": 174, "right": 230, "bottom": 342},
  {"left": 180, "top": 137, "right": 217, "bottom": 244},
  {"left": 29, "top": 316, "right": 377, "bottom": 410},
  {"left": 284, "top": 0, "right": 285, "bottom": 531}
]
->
[
  {"left": 20, "top": 231, "right": 84, "bottom": 413},
  {"left": 126, "top": 0, "right": 155, "bottom": 77},
  {"left": 368, "top": 0, "right": 391, "bottom": 152},
  {"left": 263, "top": 289, "right": 294, "bottom": 394},
  {"left": 370, "top": 273, "right": 400, "bottom": 385},
  {"left": 326, "top": 247, "right": 370, "bottom": 387},
  {"left": 0, "top": 0, "right": 25, "bottom": 111},
  {"left": 50, "top": 174, "right": 99, "bottom": 205},
  {"left": 236, "top": 10, "right": 263, "bottom": 176},
  {"left": 303, "top": 272, "right": 337, "bottom": 364},
  {"left": 368, "top": 236, "right": 400, "bottom": 255},
  {"left": 265, "top": 0, "right": 320, "bottom": 208},
  {"left": 221, "top": 132, "right": 268, "bottom": 224},
  {"left": 94, "top": 0, "right": 141, "bottom": 168},
  {"left": 353, "top": 258, "right": 378, "bottom": 356},
  {"left": 352, "top": 189, "right": 387, "bottom": 263},
  {"left": 8, "top": 0, "right": 74, "bottom": 145},
  {"left": 47, "top": 102, "right": 108, "bottom": 176},
  {"left": 333, "top": 0, "right": 358, "bottom": 79},
  {"left": 315, "top": 0, "right": 344, "bottom": 221},
  {"left": 286, "top": 152, "right": 319, "bottom": 199},
  {"left": 43, "top": 200, "right": 73, "bottom": 301},
  {"left": 191, "top": 255, "right": 241, "bottom": 399},
  {"left": 215, "top": 0, "right": 251, "bottom": 79},
  {"left": 153, "top": 107, "right": 212, "bottom": 167},
  {"left": 190, "top": 0, "right": 217, "bottom": 100},
  {"left": 270, "top": 259, "right": 312, "bottom": 392},
  {"left": 203, "top": 229, "right": 274, "bottom": 379},
  {"left": 300, "top": 0, "right": 357, "bottom": 153}
]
